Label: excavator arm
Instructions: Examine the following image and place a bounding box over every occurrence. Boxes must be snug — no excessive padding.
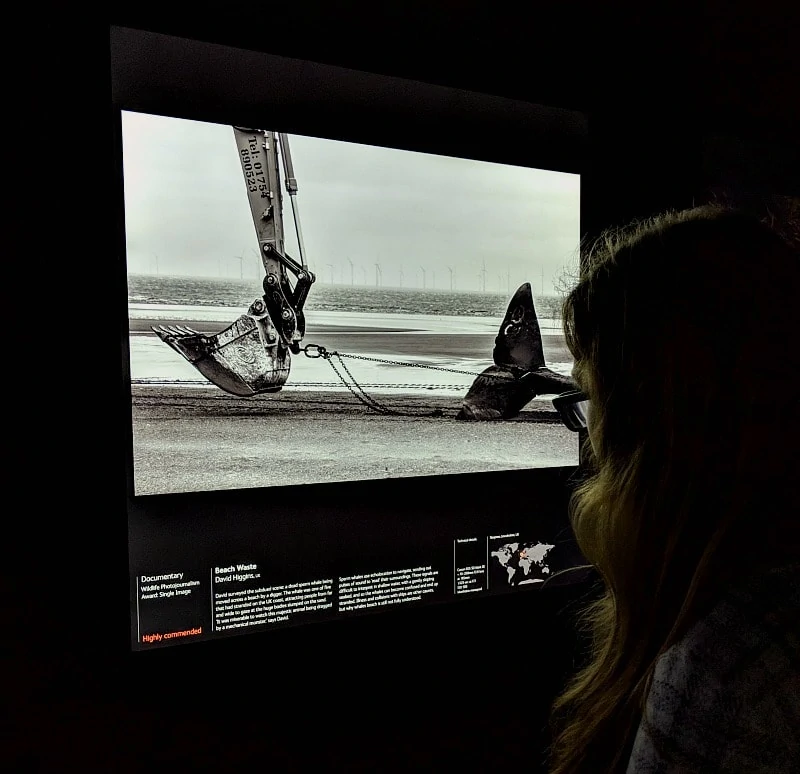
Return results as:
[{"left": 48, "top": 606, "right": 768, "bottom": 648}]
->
[{"left": 152, "top": 128, "right": 315, "bottom": 396}]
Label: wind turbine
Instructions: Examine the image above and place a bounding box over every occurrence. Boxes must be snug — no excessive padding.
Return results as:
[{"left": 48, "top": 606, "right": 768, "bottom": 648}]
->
[
  {"left": 347, "top": 257, "right": 354, "bottom": 285},
  {"left": 326, "top": 263, "right": 335, "bottom": 284},
  {"left": 447, "top": 266, "right": 454, "bottom": 291},
  {"left": 420, "top": 266, "right": 427, "bottom": 290}
]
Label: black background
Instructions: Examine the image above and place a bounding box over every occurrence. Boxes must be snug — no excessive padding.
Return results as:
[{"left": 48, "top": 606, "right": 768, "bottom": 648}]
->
[{"left": 11, "top": 2, "right": 799, "bottom": 771}]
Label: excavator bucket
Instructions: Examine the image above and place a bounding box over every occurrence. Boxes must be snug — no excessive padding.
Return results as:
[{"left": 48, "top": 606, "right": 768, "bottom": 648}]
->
[{"left": 152, "top": 299, "right": 290, "bottom": 397}]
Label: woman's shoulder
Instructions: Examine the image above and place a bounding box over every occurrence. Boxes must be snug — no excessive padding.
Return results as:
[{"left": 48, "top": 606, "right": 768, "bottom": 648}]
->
[{"left": 627, "top": 562, "right": 800, "bottom": 773}]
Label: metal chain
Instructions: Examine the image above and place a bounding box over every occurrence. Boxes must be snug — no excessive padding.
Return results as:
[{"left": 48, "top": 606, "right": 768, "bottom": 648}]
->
[
  {"left": 301, "top": 344, "right": 512, "bottom": 379},
  {"left": 324, "top": 355, "right": 395, "bottom": 415},
  {"left": 300, "top": 343, "right": 505, "bottom": 417},
  {"left": 329, "top": 351, "right": 513, "bottom": 379}
]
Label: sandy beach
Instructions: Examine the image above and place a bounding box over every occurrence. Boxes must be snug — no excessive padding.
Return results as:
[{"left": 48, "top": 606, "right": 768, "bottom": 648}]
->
[
  {"left": 128, "top": 311, "right": 578, "bottom": 496},
  {"left": 131, "top": 386, "right": 578, "bottom": 495}
]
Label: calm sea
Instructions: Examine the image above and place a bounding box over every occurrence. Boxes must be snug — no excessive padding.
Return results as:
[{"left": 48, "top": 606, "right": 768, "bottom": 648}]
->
[{"left": 127, "top": 274, "right": 563, "bottom": 320}]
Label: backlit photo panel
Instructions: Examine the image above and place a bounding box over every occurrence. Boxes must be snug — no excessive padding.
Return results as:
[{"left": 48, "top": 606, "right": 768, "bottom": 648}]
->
[{"left": 123, "top": 111, "right": 581, "bottom": 496}]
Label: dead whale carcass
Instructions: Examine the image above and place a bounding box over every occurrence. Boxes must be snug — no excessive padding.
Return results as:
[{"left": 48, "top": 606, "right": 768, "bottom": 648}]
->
[{"left": 457, "top": 283, "right": 576, "bottom": 420}]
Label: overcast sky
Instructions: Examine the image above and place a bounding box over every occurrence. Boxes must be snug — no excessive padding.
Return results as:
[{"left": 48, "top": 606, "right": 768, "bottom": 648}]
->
[{"left": 121, "top": 110, "right": 580, "bottom": 295}]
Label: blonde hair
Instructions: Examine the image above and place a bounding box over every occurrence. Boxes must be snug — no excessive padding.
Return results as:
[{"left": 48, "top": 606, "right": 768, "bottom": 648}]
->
[{"left": 547, "top": 204, "right": 800, "bottom": 773}]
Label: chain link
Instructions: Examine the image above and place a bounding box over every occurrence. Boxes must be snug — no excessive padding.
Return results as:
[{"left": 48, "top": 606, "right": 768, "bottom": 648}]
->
[
  {"left": 325, "top": 354, "right": 392, "bottom": 414},
  {"left": 328, "top": 351, "right": 513, "bottom": 380},
  {"left": 299, "top": 343, "right": 504, "bottom": 417},
  {"left": 300, "top": 344, "right": 512, "bottom": 379}
]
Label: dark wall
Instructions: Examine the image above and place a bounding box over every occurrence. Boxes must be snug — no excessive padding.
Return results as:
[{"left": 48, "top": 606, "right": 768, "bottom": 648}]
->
[
  {"left": 11, "top": 3, "right": 798, "bottom": 771},
  {"left": 105, "top": 2, "right": 799, "bottom": 231}
]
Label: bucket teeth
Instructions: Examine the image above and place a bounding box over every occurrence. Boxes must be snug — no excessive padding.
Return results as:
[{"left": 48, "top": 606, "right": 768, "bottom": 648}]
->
[{"left": 152, "top": 324, "right": 201, "bottom": 338}]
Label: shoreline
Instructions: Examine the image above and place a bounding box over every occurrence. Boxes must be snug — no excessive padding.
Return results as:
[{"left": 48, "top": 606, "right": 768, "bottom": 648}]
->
[{"left": 129, "top": 317, "right": 573, "bottom": 368}]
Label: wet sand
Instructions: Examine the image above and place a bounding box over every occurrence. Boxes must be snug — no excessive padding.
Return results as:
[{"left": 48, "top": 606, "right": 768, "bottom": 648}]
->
[
  {"left": 130, "top": 318, "right": 573, "bottom": 363},
  {"left": 130, "top": 386, "right": 579, "bottom": 496}
]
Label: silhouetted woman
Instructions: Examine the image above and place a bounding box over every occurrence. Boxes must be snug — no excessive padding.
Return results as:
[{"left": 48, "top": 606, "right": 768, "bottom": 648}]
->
[{"left": 547, "top": 203, "right": 799, "bottom": 773}]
